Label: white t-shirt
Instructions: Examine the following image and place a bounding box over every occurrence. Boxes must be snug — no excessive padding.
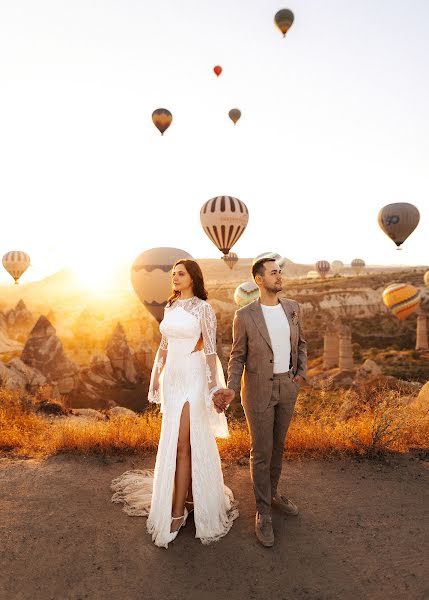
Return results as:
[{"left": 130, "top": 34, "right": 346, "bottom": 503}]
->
[{"left": 260, "top": 303, "right": 291, "bottom": 374}]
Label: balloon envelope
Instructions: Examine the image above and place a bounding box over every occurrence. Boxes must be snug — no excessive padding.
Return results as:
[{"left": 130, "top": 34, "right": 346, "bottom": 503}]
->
[
  {"left": 200, "top": 195, "right": 249, "bottom": 255},
  {"left": 254, "top": 252, "right": 287, "bottom": 269},
  {"left": 351, "top": 258, "right": 365, "bottom": 274},
  {"left": 316, "top": 260, "right": 330, "bottom": 278},
  {"left": 228, "top": 109, "right": 241, "bottom": 125},
  {"left": 331, "top": 260, "right": 344, "bottom": 274},
  {"left": 234, "top": 281, "right": 259, "bottom": 308},
  {"left": 377, "top": 203, "right": 420, "bottom": 247},
  {"left": 382, "top": 283, "right": 420, "bottom": 320},
  {"left": 2, "top": 251, "right": 30, "bottom": 284},
  {"left": 274, "top": 9, "right": 294, "bottom": 36},
  {"left": 152, "top": 108, "right": 172, "bottom": 135},
  {"left": 213, "top": 65, "right": 222, "bottom": 77},
  {"left": 222, "top": 252, "right": 238, "bottom": 270},
  {"left": 131, "top": 247, "right": 193, "bottom": 322}
]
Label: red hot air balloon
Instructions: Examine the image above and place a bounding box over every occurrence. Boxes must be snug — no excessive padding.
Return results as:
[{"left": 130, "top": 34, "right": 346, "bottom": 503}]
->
[{"left": 213, "top": 65, "right": 222, "bottom": 77}]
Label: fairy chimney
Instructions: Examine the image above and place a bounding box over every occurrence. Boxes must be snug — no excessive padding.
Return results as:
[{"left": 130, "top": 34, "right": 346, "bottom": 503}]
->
[
  {"left": 323, "top": 323, "right": 339, "bottom": 369},
  {"left": 416, "top": 311, "right": 429, "bottom": 351},
  {"left": 339, "top": 324, "right": 354, "bottom": 370}
]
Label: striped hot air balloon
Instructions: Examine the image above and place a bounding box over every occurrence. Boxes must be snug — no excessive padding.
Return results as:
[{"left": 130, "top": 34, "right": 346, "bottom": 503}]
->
[
  {"left": 254, "top": 252, "right": 287, "bottom": 269},
  {"left": 382, "top": 283, "right": 420, "bottom": 320},
  {"left": 2, "top": 251, "right": 30, "bottom": 284},
  {"left": 274, "top": 9, "right": 294, "bottom": 37},
  {"left": 152, "top": 108, "right": 172, "bottom": 135},
  {"left": 131, "top": 247, "right": 193, "bottom": 322},
  {"left": 234, "top": 281, "right": 259, "bottom": 308},
  {"left": 351, "top": 258, "right": 365, "bottom": 275},
  {"left": 222, "top": 252, "right": 238, "bottom": 270},
  {"left": 316, "top": 260, "right": 330, "bottom": 278},
  {"left": 200, "top": 196, "right": 249, "bottom": 255}
]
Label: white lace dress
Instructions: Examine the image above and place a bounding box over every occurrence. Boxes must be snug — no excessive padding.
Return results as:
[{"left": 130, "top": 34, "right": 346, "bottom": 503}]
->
[{"left": 110, "top": 296, "right": 239, "bottom": 548}]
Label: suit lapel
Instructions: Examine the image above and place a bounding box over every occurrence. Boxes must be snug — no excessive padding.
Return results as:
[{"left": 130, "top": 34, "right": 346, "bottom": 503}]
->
[
  {"left": 279, "top": 298, "right": 294, "bottom": 334},
  {"left": 249, "top": 301, "right": 273, "bottom": 351}
]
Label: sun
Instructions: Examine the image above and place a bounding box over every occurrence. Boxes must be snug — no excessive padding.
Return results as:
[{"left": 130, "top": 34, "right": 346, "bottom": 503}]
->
[{"left": 68, "top": 251, "right": 126, "bottom": 291}]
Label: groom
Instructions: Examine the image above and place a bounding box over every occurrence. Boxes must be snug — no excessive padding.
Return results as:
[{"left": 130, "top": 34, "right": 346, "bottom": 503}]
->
[{"left": 214, "top": 257, "right": 307, "bottom": 547}]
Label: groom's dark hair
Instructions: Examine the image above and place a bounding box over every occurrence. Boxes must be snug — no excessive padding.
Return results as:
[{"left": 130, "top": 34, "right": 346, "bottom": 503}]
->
[{"left": 252, "top": 257, "right": 276, "bottom": 281}]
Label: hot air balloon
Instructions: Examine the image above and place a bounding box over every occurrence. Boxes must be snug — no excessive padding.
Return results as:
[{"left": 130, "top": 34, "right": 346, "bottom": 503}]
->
[
  {"left": 424, "top": 271, "right": 429, "bottom": 288},
  {"left": 213, "top": 65, "right": 222, "bottom": 77},
  {"left": 200, "top": 195, "right": 249, "bottom": 255},
  {"left": 228, "top": 109, "right": 241, "bottom": 125},
  {"left": 152, "top": 108, "right": 172, "bottom": 136},
  {"left": 2, "top": 251, "right": 30, "bottom": 284},
  {"left": 254, "top": 252, "right": 287, "bottom": 269},
  {"left": 307, "top": 271, "right": 319, "bottom": 279},
  {"left": 234, "top": 281, "right": 259, "bottom": 308},
  {"left": 377, "top": 203, "right": 420, "bottom": 249},
  {"left": 131, "top": 247, "right": 193, "bottom": 322},
  {"left": 331, "top": 260, "right": 344, "bottom": 275},
  {"left": 351, "top": 258, "right": 365, "bottom": 275},
  {"left": 222, "top": 252, "right": 238, "bottom": 270},
  {"left": 316, "top": 260, "right": 330, "bottom": 279},
  {"left": 382, "top": 283, "right": 420, "bottom": 320},
  {"left": 274, "top": 9, "right": 294, "bottom": 37}
]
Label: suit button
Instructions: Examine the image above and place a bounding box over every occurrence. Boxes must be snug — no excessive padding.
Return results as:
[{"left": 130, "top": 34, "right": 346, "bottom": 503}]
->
[
  {"left": 270, "top": 359, "right": 273, "bottom": 363},
  {"left": 270, "top": 377, "right": 273, "bottom": 381}
]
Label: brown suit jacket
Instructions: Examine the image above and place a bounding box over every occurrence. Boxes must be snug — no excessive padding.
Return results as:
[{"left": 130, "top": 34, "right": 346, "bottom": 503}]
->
[{"left": 227, "top": 297, "right": 307, "bottom": 412}]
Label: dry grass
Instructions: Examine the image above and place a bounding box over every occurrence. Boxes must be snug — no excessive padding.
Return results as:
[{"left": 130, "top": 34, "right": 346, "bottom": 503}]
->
[{"left": 0, "top": 386, "right": 428, "bottom": 461}]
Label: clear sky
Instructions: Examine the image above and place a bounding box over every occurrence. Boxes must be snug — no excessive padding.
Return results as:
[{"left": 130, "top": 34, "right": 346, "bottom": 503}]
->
[{"left": 0, "top": 0, "right": 428, "bottom": 285}]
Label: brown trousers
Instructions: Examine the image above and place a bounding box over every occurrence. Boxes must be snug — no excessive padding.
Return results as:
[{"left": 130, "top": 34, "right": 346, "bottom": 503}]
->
[{"left": 243, "top": 370, "right": 298, "bottom": 514}]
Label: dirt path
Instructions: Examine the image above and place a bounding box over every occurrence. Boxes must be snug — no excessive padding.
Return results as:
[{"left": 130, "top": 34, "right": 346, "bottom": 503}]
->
[{"left": 1, "top": 453, "right": 428, "bottom": 600}]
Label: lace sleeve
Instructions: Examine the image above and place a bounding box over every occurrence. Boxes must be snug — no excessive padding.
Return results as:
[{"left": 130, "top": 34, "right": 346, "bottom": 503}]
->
[
  {"left": 201, "top": 302, "right": 217, "bottom": 356},
  {"left": 160, "top": 334, "right": 168, "bottom": 350},
  {"left": 148, "top": 336, "right": 168, "bottom": 405}
]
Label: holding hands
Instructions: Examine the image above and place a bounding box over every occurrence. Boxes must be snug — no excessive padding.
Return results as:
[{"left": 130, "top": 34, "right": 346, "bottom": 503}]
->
[{"left": 213, "top": 388, "right": 235, "bottom": 413}]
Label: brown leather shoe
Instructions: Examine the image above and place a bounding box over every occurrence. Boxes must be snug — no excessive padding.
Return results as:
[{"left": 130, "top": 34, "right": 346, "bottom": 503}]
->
[
  {"left": 272, "top": 494, "right": 299, "bottom": 515},
  {"left": 255, "top": 512, "right": 274, "bottom": 547}
]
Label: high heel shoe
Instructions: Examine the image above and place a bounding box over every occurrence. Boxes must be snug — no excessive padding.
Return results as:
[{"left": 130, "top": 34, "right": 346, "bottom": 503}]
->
[
  {"left": 166, "top": 507, "right": 189, "bottom": 543},
  {"left": 185, "top": 500, "right": 194, "bottom": 515}
]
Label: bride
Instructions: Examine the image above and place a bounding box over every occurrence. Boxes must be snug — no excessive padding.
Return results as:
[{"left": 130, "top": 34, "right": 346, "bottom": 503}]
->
[{"left": 111, "top": 259, "right": 239, "bottom": 548}]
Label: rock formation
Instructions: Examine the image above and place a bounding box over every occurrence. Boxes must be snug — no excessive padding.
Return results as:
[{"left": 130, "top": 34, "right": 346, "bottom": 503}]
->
[
  {"left": 323, "top": 323, "right": 339, "bottom": 369},
  {"left": 106, "top": 323, "right": 139, "bottom": 384},
  {"left": 339, "top": 325, "right": 354, "bottom": 370},
  {"left": 21, "top": 315, "right": 79, "bottom": 394},
  {"left": 0, "top": 358, "right": 47, "bottom": 392},
  {"left": 415, "top": 312, "right": 428, "bottom": 350}
]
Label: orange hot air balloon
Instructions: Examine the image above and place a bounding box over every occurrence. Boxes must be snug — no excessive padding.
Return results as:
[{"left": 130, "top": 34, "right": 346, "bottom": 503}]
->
[
  {"left": 152, "top": 108, "right": 172, "bottom": 136},
  {"left": 213, "top": 65, "right": 222, "bottom": 77},
  {"left": 228, "top": 109, "right": 241, "bottom": 125},
  {"left": 382, "top": 283, "right": 420, "bottom": 320}
]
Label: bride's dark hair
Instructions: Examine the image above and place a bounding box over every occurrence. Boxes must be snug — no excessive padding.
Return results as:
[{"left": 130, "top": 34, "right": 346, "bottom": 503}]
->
[{"left": 167, "top": 259, "right": 208, "bottom": 306}]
